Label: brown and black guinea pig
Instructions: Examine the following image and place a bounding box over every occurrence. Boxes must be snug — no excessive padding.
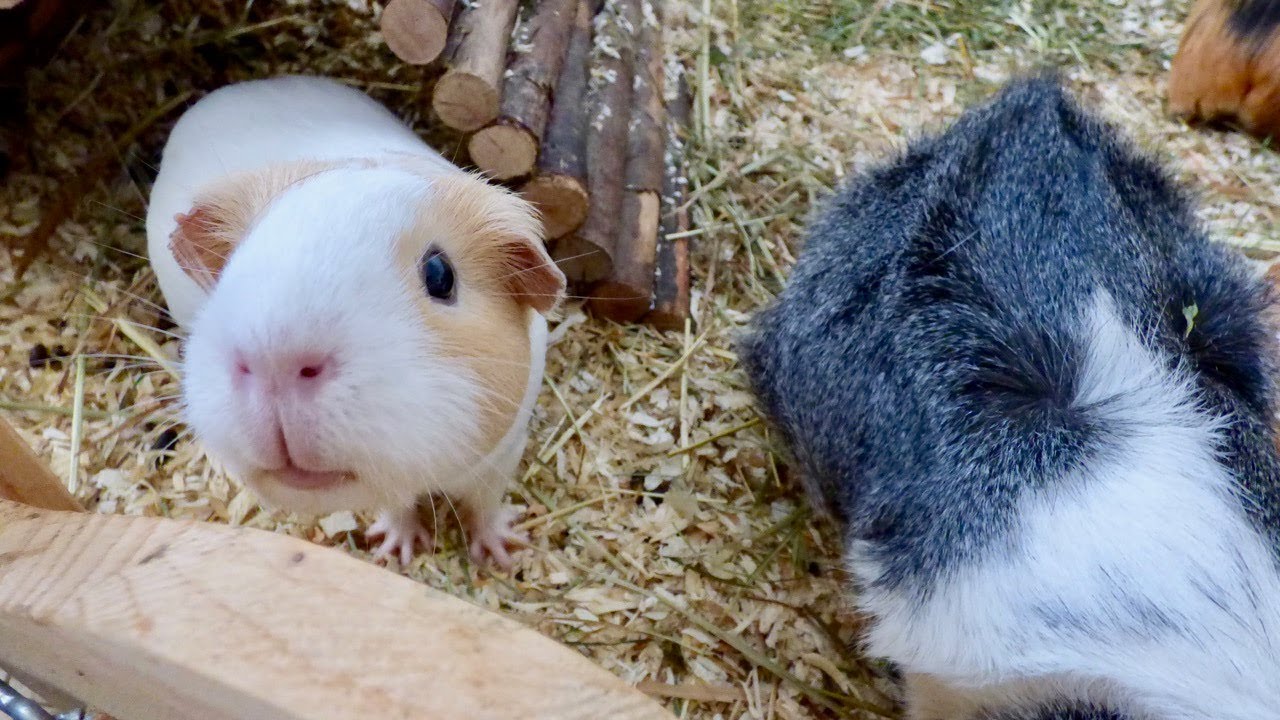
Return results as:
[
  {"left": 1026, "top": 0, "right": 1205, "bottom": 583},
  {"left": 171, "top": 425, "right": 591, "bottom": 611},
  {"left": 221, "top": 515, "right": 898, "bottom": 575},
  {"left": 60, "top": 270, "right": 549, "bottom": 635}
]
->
[{"left": 1169, "top": 0, "right": 1280, "bottom": 139}]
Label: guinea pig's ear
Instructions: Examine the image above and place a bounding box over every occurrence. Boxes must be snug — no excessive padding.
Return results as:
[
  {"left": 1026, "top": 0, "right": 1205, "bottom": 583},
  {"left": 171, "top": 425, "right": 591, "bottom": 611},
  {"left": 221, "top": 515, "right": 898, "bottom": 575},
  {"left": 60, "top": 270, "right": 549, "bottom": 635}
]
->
[
  {"left": 496, "top": 227, "right": 567, "bottom": 315},
  {"left": 169, "top": 206, "right": 235, "bottom": 292},
  {"left": 169, "top": 160, "right": 339, "bottom": 290}
]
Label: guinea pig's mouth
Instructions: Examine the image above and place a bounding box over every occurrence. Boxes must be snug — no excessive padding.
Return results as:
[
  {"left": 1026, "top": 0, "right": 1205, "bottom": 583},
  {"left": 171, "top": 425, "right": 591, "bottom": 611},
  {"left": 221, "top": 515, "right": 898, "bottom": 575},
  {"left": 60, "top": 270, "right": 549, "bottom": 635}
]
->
[{"left": 267, "top": 463, "right": 356, "bottom": 491}]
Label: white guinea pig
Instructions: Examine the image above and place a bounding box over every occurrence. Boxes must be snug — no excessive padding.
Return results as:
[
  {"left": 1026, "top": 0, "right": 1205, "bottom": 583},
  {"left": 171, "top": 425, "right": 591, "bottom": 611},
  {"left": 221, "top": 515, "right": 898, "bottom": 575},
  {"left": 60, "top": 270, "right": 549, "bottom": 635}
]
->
[{"left": 145, "top": 75, "right": 566, "bottom": 568}]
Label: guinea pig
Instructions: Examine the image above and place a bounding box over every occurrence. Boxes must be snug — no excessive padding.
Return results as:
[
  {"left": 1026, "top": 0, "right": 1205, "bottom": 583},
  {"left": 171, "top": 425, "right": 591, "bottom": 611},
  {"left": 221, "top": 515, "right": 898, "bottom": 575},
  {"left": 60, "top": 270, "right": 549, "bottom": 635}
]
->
[
  {"left": 740, "top": 76, "right": 1280, "bottom": 720},
  {"left": 1168, "top": 0, "right": 1280, "bottom": 140},
  {"left": 145, "top": 75, "right": 566, "bottom": 568}
]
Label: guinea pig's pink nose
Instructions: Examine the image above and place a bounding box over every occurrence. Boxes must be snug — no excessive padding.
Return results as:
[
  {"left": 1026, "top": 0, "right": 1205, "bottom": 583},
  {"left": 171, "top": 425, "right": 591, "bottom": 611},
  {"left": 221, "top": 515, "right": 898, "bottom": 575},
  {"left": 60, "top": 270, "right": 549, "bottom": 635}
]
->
[{"left": 235, "top": 350, "right": 332, "bottom": 394}]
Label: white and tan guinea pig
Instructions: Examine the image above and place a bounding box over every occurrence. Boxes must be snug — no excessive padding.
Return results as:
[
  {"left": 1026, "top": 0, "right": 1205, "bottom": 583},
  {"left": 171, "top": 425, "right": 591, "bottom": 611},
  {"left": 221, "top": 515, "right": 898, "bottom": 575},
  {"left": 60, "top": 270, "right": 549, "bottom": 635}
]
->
[{"left": 145, "top": 75, "right": 566, "bottom": 568}]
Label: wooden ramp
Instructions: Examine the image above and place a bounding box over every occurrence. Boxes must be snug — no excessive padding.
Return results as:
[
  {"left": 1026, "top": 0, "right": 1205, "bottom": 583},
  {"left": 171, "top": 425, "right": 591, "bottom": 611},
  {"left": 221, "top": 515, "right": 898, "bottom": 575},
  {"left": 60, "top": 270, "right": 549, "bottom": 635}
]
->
[{"left": 0, "top": 417, "right": 676, "bottom": 720}]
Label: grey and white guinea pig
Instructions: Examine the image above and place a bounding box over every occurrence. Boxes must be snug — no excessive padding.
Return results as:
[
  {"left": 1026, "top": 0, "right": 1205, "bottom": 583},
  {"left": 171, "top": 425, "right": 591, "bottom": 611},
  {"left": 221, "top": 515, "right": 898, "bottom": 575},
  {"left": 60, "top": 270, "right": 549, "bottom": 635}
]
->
[
  {"left": 145, "top": 75, "right": 566, "bottom": 568},
  {"left": 740, "top": 75, "right": 1280, "bottom": 719}
]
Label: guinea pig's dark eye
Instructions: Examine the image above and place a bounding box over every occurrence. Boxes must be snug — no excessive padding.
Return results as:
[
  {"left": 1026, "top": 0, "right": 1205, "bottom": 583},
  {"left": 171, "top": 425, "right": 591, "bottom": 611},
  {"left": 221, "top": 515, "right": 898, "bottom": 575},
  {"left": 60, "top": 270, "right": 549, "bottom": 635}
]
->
[{"left": 421, "top": 250, "right": 455, "bottom": 302}]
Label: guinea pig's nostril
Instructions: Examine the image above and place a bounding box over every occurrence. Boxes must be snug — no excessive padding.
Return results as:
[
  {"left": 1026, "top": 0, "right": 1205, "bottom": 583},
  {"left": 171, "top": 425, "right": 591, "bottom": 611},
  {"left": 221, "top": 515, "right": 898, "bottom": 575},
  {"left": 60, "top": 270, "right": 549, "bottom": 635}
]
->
[
  {"left": 299, "top": 364, "right": 323, "bottom": 379},
  {"left": 236, "top": 361, "right": 251, "bottom": 376}
]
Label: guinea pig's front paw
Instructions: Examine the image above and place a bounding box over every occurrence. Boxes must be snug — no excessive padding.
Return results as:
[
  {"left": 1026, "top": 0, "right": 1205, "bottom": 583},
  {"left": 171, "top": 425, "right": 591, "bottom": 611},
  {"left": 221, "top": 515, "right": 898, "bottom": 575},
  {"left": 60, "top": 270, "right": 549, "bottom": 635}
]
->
[
  {"left": 367, "top": 506, "right": 435, "bottom": 567},
  {"left": 465, "top": 507, "right": 528, "bottom": 570}
]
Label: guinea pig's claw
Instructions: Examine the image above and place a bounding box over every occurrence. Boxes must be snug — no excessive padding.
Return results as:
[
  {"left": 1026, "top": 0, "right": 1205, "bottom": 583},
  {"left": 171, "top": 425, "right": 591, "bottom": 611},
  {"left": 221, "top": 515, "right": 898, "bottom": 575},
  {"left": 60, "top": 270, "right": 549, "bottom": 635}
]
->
[
  {"left": 466, "top": 510, "right": 528, "bottom": 570},
  {"left": 367, "top": 508, "right": 435, "bottom": 567}
]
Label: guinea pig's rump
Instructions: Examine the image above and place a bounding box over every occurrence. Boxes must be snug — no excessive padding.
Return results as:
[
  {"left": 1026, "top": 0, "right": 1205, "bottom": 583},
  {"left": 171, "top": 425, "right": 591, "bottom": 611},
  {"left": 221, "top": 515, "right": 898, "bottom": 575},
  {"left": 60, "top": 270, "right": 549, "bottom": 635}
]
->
[{"left": 741, "top": 76, "right": 1280, "bottom": 720}]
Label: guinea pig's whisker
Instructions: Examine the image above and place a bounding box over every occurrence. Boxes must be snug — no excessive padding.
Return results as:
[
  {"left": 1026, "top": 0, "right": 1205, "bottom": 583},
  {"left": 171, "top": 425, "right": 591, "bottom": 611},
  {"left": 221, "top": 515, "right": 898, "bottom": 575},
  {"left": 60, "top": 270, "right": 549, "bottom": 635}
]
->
[
  {"left": 85, "top": 362, "right": 177, "bottom": 385},
  {"left": 65, "top": 312, "right": 185, "bottom": 342},
  {"left": 138, "top": 393, "right": 183, "bottom": 404},
  {"left": 73, "top": 352, "right": 162, "bottom": 363},
  {"left": 495, "top": 256, "right": 575, "bottom": 282},
  {"left": 426, "top": 345, "right": 526, "bottom": 364},
  {"left": 471, "top": 398, "right": 522, "bottom": 420},
  {"left": 88, "top": 199, "right": 146, "bottom": 223},
  {"left": 96, "top": 362, "right": 166, "bottom": 376},
  {"left": 477, "top": 390, "right": 528, "bottom": 412},
  {"left": 540, "top": 249, "right": 601, "bottom": 266},
  {"left": 36, "top": 355, "right": 170, "bottom": 381},
  {"left": 102, "top": 286, "right": 177, "bottom": 320},
  {"left": 426, "top": 345, "right": 542, "bottom": 373},
  {"left": 117, "top": 399, "right": 184, "bottom": 419},
  {"left": 458, "top": 384, "right": 528, "bottom": 412},
  {"left": 117, "top": 392, "right": 183, "bottom": 409},
  {"left": 436, "top": 495, "right": 463, "bottom": 539},
  {"left": 81, "top": 239, "right": 150, "bottom": 263},
  {"left": 90, "top": 407, "right": 177, "bottom": 444},
  {"left": 167, "top": 250, "right": 231, "bottom": 274},
  {"left": 57, "top": 270, "right": 175, "bottom": 320},
  {"left": 493, "top": 291, "right": 626, "bottom": 303}
]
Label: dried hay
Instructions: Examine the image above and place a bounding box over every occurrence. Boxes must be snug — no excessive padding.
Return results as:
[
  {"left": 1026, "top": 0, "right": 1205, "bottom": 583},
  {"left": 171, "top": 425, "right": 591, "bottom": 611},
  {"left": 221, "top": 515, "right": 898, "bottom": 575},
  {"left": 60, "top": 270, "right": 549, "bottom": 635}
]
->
[{"left": 1, "top": 1, "right": 1275, "bottom": 718}]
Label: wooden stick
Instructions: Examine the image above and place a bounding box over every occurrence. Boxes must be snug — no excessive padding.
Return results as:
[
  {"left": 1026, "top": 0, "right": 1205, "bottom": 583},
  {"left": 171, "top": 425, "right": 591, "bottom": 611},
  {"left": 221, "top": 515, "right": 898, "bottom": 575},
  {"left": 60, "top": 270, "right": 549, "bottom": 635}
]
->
[
  {"left": 525, "top": 173, "right": 589, "bottom": 240},
  {"left": 647, "top": 69, "right": 694, "bottom": 332},
  {"left": 0, "top": 416, "right": 81, "bottom": 512},
  {"left": 557, "top": 0, "right": 633, "bottom": 285},
  {"left": 520, "top": 0, "right": 596, "bottom": 239},
  {"left": 469, "top": 0, "right": 577, "bottom": 180},
  {"left": 590, "top": 0, "right": 665, "bottom": 322},
  {"left": 0, "top": 500, "right": 677, "bottom": 720},
  {"left": 431, "top": 0, "right": 520, "bottom": 132},
  {"left": 379, "top": 0, "right": 455, "bottom": 65}
]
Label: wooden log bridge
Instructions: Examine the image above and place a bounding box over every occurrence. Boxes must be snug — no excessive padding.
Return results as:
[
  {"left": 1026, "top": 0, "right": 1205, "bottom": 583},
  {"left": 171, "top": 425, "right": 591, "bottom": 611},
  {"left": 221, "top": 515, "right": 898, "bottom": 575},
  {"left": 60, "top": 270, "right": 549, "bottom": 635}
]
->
[{"left": 389, "top": 0, "right": 694, "bottom": 330}]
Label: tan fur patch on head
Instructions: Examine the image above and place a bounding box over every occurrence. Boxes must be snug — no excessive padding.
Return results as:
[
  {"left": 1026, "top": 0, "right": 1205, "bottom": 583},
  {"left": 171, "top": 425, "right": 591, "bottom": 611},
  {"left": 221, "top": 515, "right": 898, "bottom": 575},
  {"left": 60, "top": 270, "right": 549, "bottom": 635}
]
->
[
  {"left": 395, "top": 170, "right": 566, "bottom": 447},
  {"left": 398, "top": 168, "right": 567, "bottom": 314},
  {"left": 169, "top": 159, "right": 353, "bottom": 289}
]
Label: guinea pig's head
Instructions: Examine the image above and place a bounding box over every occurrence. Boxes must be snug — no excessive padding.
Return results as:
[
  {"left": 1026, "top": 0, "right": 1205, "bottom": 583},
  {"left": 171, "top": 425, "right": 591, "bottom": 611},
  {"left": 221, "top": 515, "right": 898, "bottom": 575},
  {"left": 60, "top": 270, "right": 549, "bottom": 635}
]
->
[{"left": 171, "top": 159, "right": 565, "bottom": 514}]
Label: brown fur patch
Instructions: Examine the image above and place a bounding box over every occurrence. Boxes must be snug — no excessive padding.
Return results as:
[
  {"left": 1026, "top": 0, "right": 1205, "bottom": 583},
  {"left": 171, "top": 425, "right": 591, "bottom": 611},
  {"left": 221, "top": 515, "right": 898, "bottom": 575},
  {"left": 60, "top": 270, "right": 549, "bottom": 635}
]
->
[
  {"left": 1169, "top": 0, "right": 1280, "bottom": 139},
  {"left": 168, "top": 159, "right": 353, "bottom": 288},
  {"left": 393, "top": 167, "right": 565, "bottom": 447}
]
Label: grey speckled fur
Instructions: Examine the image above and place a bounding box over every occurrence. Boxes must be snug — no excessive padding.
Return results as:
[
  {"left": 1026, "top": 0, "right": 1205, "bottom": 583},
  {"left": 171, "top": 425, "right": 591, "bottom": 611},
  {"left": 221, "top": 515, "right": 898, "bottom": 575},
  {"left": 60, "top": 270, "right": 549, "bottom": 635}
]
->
[{"left": 740, "top": 75, "right": 1280, "bottom": 719}]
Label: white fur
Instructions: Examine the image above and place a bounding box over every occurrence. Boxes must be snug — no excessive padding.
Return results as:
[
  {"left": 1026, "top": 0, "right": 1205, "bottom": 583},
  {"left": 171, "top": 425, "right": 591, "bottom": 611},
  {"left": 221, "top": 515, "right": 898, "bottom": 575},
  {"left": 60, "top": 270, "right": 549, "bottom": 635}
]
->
[
  {"left": 851, "top": 294, "right": 1280, "bottom": 720},
  {"left": 146, "top": 75, "right": 455, "bottom": 327}
]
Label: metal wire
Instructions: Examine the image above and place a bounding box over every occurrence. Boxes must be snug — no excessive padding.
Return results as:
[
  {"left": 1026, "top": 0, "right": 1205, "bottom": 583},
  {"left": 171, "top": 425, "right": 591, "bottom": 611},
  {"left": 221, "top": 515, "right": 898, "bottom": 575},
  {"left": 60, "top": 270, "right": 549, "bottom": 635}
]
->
[
  {"left": 0, "top": 678, "right": 56, "bottom": 720},
  {"left": 0, "top": 679, "right": 88, "bottom": 720}
]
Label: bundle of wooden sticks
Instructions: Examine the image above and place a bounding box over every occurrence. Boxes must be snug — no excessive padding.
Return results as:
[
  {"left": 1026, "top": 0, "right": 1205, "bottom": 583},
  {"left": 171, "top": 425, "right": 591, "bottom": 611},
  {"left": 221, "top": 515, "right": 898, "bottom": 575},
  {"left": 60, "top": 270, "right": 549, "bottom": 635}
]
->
[{"left": 381, "top": 0, "right": 693, "bottom": 329}]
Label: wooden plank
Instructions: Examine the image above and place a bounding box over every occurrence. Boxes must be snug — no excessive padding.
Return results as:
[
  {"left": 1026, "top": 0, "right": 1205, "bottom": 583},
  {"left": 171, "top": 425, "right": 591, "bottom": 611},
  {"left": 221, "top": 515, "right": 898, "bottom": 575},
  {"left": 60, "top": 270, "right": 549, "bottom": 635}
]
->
[
  {"left": 0, "top": 416, "right": 82, "bottom": 512},
  {"left": 0, "top": 500, "right": 677, "bottom": 720}
]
